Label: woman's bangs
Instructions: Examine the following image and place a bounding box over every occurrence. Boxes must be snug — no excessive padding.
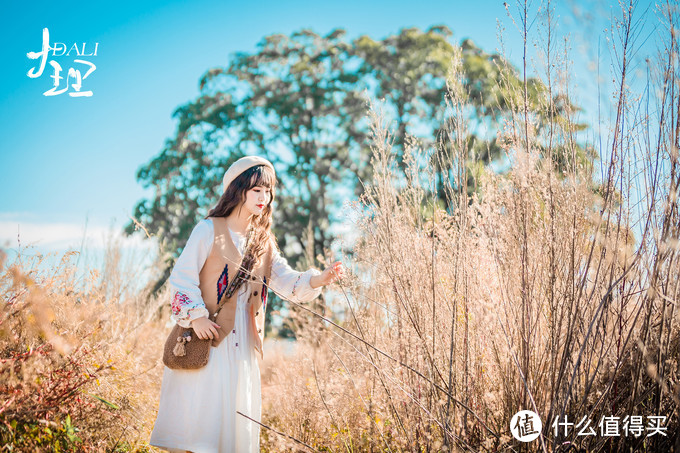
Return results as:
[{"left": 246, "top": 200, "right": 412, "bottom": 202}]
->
[{"left": 249, "top": 165, "right": 277, "bottom": 189}]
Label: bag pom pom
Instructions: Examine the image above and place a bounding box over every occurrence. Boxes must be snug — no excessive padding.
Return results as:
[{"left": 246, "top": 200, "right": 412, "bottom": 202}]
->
[{"left": 173, "top": 337, "right": 187, "bottom": 356}]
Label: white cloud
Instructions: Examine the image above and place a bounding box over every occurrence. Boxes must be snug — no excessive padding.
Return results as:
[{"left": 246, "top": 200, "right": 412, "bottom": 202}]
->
[
  {"left": 0, "top": 215, "right": 160, "bottom": 295},
  {"left": 0, "top": 218, "right": 153, "bottom": 252}
]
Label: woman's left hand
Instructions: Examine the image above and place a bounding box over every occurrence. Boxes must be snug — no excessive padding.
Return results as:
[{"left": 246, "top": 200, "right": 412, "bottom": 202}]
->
[{"left": 310, "top": 261, "right": 345, "bottom": 288}]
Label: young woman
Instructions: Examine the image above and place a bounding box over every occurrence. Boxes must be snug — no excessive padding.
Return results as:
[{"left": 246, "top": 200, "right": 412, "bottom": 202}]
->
[{"left": 149, "top": 156, "right": 344, "bottom": 453}]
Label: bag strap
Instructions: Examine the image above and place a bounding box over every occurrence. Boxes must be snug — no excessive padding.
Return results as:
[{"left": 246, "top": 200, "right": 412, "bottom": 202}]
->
[{"left": 211, "top": 228, "right": 255, "bottom": 320}]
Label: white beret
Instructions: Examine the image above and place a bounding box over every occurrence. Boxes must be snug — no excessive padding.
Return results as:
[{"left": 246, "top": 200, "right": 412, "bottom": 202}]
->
[{"left": 222, "top": 156, "right": 275, "bottom": 193}]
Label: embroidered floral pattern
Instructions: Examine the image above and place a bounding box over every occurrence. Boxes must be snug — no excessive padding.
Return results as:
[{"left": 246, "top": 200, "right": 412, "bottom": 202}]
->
[
  {"left": 217, "top": 263, "right": 228, "bottom": 301},
  {"left": 261, "top": 276, "right": 268, "bottom": 313},
  {"left": 290, "top": 274, "right": 302, "bottom": 300},
  {"left": 171, "top": 292, "right": 191, "bottom": 316},
  {"left": 170, "top": 291, "right": 209, "bottom": 327}
]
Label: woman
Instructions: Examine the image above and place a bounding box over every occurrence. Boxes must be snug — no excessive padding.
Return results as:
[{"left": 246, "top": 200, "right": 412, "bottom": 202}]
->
[{"left": 149, "top": 156, "right": 344, "bottom": 452}]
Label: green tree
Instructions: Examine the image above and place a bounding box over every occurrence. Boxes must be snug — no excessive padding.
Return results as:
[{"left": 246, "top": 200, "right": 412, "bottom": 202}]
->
[
  {"left": 354, "top": 27, "right": 592, "bottom": 203},
  {"left": 127, "top": 29, "right": 369, "bottom": 336}
]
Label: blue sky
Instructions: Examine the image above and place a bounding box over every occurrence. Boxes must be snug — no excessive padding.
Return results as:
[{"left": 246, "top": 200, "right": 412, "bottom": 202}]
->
[{"left": 0, "top": 0, "right": 659, "bottom": 259}]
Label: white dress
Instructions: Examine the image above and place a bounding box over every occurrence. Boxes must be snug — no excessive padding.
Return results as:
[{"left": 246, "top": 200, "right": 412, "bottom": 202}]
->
[{"left": 150, "top": 219, "right": 322, "bottom": 453}]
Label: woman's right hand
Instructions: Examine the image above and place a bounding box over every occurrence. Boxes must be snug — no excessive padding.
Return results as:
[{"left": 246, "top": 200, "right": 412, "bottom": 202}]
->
[{"left": 191, "top": 316, "right": 221, "bottom": 340}]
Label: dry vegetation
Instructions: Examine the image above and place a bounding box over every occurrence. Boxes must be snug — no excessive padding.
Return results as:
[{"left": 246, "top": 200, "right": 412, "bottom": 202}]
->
[
  {"left": 2, "top": 1, "right": 679, "bottom": 452},
  {"left": 0, "top": 243, "right": 170, "bottom": 451},
  {"left": 259, "top": 1, "right": 680, "bottom": 452}
]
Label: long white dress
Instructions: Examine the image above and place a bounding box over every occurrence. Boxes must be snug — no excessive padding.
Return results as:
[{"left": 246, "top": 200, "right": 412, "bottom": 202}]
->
[{"left": 149, "top": 219, "right": 322, "bottom": 453}]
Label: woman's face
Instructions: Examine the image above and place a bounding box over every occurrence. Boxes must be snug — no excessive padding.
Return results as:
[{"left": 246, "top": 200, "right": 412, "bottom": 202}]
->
[{"left": 242, "top": 185, "right": 272, "bottom": 216}]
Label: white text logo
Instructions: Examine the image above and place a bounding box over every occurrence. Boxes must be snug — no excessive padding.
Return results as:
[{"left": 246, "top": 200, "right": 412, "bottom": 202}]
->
[
  {"left": 511, "top": 410, "right": 542, "bottom": 442},
  {"left": 26, "top": 28, "right": 98, "bottom": 97}
]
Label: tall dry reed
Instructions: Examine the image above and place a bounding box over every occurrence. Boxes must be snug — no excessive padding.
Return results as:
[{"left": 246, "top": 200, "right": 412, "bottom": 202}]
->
[{"left": 259, "top": 2, "right": 679, "bottom": 452}]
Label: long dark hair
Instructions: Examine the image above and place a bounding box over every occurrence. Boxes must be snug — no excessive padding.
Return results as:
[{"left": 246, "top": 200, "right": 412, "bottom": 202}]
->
[{"left": 207, "top": 164, "right": 278, "bottom": 274}]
